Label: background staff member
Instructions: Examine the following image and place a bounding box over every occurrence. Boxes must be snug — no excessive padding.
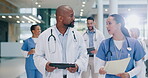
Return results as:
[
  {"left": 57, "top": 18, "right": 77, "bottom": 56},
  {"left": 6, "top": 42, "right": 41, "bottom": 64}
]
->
[
  {"left": 96, "top": 14, "right": 145, "bottom": 78},
  {"left": 130, "top": 28, "right": 148, "bottom": 78},
  {"left": 33, "top": 5, "right": 88, "bottom": 78},
  {"left": 82, "top": 17, "right": 105, "bottom": 78},
  {"left": 21, "top": 25, "right": 42, "bottom": 78}
]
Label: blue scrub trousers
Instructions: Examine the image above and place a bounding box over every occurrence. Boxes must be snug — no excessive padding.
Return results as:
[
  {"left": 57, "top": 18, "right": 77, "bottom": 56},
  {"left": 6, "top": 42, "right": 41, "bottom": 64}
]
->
[{"left": 26, "top": 68, "right": 42, "bottom": 78}]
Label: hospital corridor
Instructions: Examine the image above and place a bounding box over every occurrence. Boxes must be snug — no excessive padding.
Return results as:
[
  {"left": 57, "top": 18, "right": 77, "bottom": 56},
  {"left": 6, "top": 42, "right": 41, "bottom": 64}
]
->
[{"left": 1, "top": 0, "right": 148, "bottom": 78}]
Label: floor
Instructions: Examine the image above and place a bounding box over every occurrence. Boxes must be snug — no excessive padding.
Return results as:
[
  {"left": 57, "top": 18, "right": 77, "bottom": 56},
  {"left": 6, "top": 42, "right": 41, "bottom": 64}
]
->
[
  {"left": 0, "top": 57, "right": 148, "bottom": 78},
  {"left": 0, "top": 57, "right": 26, "bottom": 78}
]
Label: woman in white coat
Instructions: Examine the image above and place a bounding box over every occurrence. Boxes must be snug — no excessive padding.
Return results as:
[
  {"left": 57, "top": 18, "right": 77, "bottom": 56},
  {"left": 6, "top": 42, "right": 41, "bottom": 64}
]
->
[{"left": 33, "top": 5, "right": 88, "bottom": 78}]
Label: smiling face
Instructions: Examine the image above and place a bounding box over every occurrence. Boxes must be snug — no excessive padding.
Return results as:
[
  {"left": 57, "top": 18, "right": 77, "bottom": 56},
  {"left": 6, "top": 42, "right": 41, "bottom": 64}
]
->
[
  {"left": 87, "top": 20, "right": 95, "bottom": 31},
  {"left": 106, "top": 16, "right": 121, "bottom": 35},
  {"left": 32, "top": 25, "right": 41, "bottom": 36}
]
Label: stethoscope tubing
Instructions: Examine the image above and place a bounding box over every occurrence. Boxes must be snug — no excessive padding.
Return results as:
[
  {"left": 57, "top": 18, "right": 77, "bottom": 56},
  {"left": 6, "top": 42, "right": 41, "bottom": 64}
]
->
[
  {"left": 48, "top": 29, "right": 77, "bottom": 42},
  {"left": 48, "top": 29, "right": 56, "bottom": 41},
  {"left": 83, "top": 30, "right": 97, "bottom": 41},
  {"left": 47, "top": 29, "right": 77, "bottom": 54},
  {"left": 105, "top": 37, "right": 131, "bottom": 61}
]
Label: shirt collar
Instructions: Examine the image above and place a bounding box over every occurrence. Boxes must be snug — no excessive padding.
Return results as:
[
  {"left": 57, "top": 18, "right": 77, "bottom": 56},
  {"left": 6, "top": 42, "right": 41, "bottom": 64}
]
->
[
  {"left": 86, "top": 29, "right": 96, "bottom": 34},
  {"left": 55, "top": 27, "right": 69, "bottom": 36}
]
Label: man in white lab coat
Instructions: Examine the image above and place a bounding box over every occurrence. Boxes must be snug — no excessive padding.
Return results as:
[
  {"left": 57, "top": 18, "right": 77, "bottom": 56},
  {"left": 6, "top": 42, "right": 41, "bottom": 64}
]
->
[
  {"left": 33, "top": 5, "right": 88, "bottom": 78},
  {"left": 82, "top": 17, "right": 105, "bottom": 78}
]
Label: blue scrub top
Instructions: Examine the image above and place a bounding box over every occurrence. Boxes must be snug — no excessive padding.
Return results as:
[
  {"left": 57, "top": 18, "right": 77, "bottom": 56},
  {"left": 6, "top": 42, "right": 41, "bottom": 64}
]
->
[
  {"left": 96, "top": 37, "right": 145, "bottom": 78},
  {"left": 21, "top": 37, "right": 37, "bottom": 69}
]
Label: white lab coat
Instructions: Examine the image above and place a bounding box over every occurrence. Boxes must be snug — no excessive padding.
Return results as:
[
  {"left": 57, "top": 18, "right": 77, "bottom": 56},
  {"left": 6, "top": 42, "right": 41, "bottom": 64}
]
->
[
  {"left": 34, "top": 26, "right": 88, "bottom": 78},
  {"left": 83, "top": 28, "right": 105, "bottom": 73},
  {"left": 137, "top": 40, "right": 148, "bottom": 78}
]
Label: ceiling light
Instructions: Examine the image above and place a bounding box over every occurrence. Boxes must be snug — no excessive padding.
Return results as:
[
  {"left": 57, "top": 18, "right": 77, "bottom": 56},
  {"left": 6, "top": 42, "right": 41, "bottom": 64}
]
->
[
  {"left": 0, "top": 13, "right": 44, "bottom": 23},
  {"left": 82, "top": 2, "right": 86, "bottom": 4},
  {"left": 23, "top": 16, "right": 36, "bottom": 23},
  {"left": 29, "top": 16, "right": 41, "bottom": 23},
  {"left": 22, "top": 21, "right": 25, "bottom": 23},
  {"left": 2, "top": 16, "right": 6, "bottom": 18},
  {"left": 16, "top": 16, "right": 20, "bottom": 18},
  {"left": 8, "top": 16, "right": 12, "bottom": 18},
  {"left": 80, "top": 14, "right": 83, "bottom": 16},
  {"left": 35, "top": 2, "right": 38, "bottom": 5},
  {"left": 80, "top": 11, "right": 83, "bottom": 16},
  {"left": 28, "top": 21, "right": 31, "bottom": 23},
  {"left": 81, "top": 9, "right": 84, "bottom": 11},
  {"left": 105, "top": 9, "right": 108, "bottom": 12},
  {"left": 80, "top": 12, "right": 83, "bottom": 15},
  {"left": 17, "top": 21, "right": 20, "bottom": 23},
  {"left": 128, "top": 8, "right": 131, "bottom": 11},
  {"left": 82, "top": 5, "right": 85, "bottom": 7},
  {"left": 38, "top": 5, "right": 41, "bottom": 7}
]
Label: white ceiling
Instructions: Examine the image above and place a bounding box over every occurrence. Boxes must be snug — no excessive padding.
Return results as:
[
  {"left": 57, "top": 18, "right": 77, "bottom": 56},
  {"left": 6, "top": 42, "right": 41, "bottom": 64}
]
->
[{"left": 6, "top": 0, "right": 147, "bottom": 18}]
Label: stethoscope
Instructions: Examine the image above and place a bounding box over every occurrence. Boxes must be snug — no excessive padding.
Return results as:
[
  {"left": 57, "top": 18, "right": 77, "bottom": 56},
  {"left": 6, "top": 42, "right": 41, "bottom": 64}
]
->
[
  {"left": 105, "top": 37, "right": 132, "bottom": 61},
  {"left": 48, "top": 29, "right": 77, "bottom": 53},
  {"left": 83, "top": 30, "right": 97, "bottom": 41}
]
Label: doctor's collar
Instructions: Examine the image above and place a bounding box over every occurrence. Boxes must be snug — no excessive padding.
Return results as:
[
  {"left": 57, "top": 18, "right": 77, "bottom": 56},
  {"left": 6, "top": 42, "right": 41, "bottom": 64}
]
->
[
  {"left": 86, "top": 29, "right": 96, "bottom": 34},
  {"left": 55, "top": 27, "right": 70, "bottom": 36}
]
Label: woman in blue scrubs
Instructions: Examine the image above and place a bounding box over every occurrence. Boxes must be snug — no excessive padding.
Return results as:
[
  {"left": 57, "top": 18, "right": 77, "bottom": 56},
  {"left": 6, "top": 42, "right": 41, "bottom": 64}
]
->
[
  {"left": 96, "top": 14, "right": 145, "bottom": 78},
  {"left": 21, "top": 25, "right": 42, "bottom": 78}
]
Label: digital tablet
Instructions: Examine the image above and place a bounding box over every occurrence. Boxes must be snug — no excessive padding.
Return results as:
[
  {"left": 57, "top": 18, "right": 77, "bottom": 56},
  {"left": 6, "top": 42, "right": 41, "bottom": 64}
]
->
[
  {"left": 49, "top": 63, "right": 76, "bottom": 69},
  {"left": 87, "top": 47, "right": 95, "bottom": 55}
]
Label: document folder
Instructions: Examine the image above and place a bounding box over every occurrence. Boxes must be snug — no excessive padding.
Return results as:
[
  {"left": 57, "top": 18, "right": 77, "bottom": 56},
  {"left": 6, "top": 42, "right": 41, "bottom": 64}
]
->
[
  {"left": 104, "top": 57, "right": 131, "bottom": 75},
  {"left": 49, "top": 63, "right": 76, "bottom": 69}
]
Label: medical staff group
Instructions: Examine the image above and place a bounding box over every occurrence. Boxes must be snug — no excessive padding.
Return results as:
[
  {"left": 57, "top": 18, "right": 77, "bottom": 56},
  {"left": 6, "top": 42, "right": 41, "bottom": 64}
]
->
[{"left": 21, "top": 5, "right": 146, "bottom": 78}]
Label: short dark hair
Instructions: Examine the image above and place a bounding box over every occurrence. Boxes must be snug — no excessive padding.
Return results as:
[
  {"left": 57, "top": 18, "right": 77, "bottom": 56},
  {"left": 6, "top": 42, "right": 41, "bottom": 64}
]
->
[
  {"left": 87, "top": 17, "right": 94, "bottom": 21},
  {"left": 30, "top": 25, "right": 39, "bottom": 33}
]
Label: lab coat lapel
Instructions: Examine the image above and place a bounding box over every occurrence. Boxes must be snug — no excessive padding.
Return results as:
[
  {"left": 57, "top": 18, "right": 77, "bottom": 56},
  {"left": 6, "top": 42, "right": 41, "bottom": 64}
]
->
[
  {"left": 66, "top": 28, "right": 74, "bottom": 62},
  {"left": 83, "top": 32, "right": 89, "bottom": 48},
  {"left": 53, "top": 26, "right": 61, "bottom": 48},
  {"left": 52, "top": 26, "right": 63, "bottom": 61}
]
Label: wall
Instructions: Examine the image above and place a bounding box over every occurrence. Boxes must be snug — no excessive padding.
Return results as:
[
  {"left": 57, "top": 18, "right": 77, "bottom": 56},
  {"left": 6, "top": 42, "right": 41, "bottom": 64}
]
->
[
  {"left": 8, "top": 23, "right": 20, "bottom": 42},
  {"left": 0, "top": 20, "right": 8, "bottom": 42},
  {"left": 0, "top": 42, "right": 23, "bottom": 57},
  {"left": 93, "top": 14, "right": 110, "bottom": 38},
  {"left": 0, "top": 0, "right": 19, "bottom": 42}
]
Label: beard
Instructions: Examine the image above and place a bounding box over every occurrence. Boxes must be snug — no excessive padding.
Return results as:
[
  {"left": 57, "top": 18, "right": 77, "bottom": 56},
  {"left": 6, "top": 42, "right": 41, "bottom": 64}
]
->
[
  {"left": 88, "top": 26, "right": 94, "bottom": 31},
  {"left": 64, "top": 21, "right": 75, "bottom": 28}
]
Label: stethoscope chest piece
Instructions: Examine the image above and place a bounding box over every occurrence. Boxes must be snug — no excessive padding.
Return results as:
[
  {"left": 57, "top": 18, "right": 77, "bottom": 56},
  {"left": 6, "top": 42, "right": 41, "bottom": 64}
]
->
[{"left": 127, "top": 47, "right": 132, "bottom": 51}]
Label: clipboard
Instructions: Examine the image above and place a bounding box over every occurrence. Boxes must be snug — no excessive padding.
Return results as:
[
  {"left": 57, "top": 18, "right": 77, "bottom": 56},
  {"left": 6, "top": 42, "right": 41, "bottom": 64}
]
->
[
  {"left": 49, "top": 63, "right": 76, "bottom": 69},
  {"left": 104, "top": 57, "right": 131, "bottom": 75}
]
